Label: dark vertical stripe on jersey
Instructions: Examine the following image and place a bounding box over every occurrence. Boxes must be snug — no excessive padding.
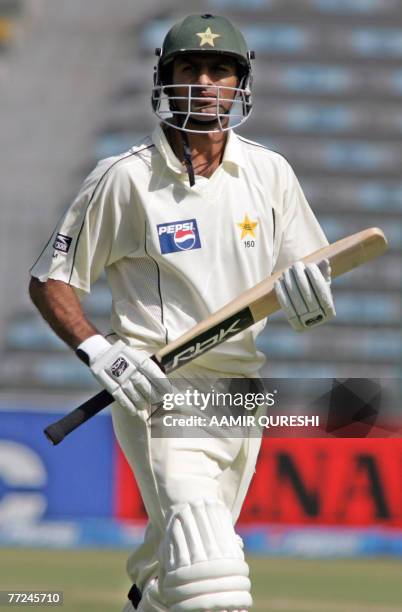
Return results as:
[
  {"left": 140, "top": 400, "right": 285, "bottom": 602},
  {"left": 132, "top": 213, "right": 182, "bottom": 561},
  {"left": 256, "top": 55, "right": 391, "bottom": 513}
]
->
[
  {"left": 144, "top": 220, "right": 169, "bottom": 345},
  {"left": 238, "top": 136, "right": 278, "bottom": 253},
  {"left": 68, "top": 144, "right": 155, "bottom": 284}
]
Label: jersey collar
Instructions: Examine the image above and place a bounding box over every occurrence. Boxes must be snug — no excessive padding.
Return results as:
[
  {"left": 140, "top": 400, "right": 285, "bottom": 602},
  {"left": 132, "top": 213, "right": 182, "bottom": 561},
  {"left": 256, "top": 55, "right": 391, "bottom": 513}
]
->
[
  {"left": 152, "top": 124, "right": 246, "bottom": 178},
  {"left": 221, "top": 129, "right": 246, "bottom": 170},
  {"left": 152, "top": 124, "right": 185, "bottom": 176}
]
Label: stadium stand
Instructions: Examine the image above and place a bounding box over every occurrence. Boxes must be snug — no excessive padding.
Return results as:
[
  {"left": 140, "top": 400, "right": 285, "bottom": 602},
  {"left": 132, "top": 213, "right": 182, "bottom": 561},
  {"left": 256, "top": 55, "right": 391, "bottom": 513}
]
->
[
  {"left": 0, "top": 1, "right": 21, "bottom": 50},
  {"left": 0, "top": 0, "right": 401, "bottom": 391}
]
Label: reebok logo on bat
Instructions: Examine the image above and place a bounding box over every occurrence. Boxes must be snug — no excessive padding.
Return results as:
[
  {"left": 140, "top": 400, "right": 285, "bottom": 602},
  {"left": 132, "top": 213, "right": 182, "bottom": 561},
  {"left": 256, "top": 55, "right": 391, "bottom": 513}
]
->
[
  {"left": 53, "top": 233, "right": 72, "bottom": 254},
  {"left": 170, "top": 318, "right": 244, "bottom": 370}
]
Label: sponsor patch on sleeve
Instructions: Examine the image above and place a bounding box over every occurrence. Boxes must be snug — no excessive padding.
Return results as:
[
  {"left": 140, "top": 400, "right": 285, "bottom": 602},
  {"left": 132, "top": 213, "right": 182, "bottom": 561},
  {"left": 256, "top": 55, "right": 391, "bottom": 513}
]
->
[
  {"left": 157, "top": 219, "right": 201, "bottom": 254},
  {"left": 53, "top": 233, "right": 73, "bottom": 254}
]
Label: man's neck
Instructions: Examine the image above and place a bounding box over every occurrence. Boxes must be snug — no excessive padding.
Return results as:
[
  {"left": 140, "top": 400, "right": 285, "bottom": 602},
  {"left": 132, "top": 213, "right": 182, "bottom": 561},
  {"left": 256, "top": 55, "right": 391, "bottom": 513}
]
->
[{"left": 165, "top": 125, "right": 228, "bottom": 179}]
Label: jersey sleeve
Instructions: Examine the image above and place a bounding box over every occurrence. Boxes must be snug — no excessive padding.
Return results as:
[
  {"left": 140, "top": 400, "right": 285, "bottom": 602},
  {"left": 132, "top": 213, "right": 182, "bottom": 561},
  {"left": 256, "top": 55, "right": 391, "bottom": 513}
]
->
[
  {"left": 272, "top": 157, "right": 328, "bottom": 272},
  {"left": 30, "top": 156, "right": 135, "bottom": 296}
]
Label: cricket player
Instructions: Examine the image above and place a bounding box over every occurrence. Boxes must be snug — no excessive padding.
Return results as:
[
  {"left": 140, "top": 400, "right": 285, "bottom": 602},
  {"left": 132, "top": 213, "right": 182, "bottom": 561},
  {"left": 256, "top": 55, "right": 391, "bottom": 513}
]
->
[{"left": 29, "top": 14, "right": 335, "bottom": 611}]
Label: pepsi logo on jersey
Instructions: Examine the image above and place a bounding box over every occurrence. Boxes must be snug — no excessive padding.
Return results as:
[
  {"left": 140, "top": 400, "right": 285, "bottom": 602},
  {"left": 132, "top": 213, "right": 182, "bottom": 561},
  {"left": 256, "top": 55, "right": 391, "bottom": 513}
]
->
[{"left": 157, "top": 219, "right": 202, "bottom": 254}]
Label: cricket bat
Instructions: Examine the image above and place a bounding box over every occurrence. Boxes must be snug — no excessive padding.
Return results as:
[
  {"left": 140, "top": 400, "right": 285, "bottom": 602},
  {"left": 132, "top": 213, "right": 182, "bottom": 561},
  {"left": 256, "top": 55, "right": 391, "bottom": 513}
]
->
[{"left": 44, "top": 227, "right": 387, "bottom": 445}]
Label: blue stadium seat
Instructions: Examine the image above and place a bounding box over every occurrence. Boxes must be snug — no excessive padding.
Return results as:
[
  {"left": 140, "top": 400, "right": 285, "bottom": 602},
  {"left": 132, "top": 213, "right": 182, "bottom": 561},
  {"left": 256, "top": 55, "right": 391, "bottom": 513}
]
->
[
  {"left": 312, "top": 0, "right": 390, "bottom": 14},
  {"left": 318, "top": 216, "right": 402, "bottom": 248},
  {"left": 390, "top": 70, "right": 402, "bottom": 93},
  {"left": 6, "top": 318, "right": 67, "bottom": 351},
  {"left": 208, "top": 0, "right": 269, "bottom": 9},
  {"left": 335, "top": 293, "right": 401, "bottom": 324},
  {"left": 259, "top": 138, "right": 401, "bottom": 174},
  {"left": 322, "top": 142, "right": 393, "bottom": 171},
  {"left": 351, "top": 28, "right": 402, "bottom": 58},
  {"left": 302, "top": 179, "right": 402, "bottom": 212},
  {"left": 32, "top": 356, "right": 95, "bottom": 388},
  {"left": 358, "top": 182, "right": 402, "bottom": 211},
  {"left": 262, "top": 328, "right": 402, "bottom": 361},
  {"left": 283, "top": 104, "right": 356, "bottom": 132},
  {"left": 279, "top": 65, "right": 353, "bottom": 94}
]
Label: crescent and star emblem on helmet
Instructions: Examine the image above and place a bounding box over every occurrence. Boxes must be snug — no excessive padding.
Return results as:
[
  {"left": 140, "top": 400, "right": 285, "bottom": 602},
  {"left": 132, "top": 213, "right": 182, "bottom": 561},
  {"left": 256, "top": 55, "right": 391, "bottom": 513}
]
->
[
  {"left": 237, "top": 214, "right": 258, "bottom": 239},
  {"left": 196, "top": 27, "right": 221, "bottom": 47}
]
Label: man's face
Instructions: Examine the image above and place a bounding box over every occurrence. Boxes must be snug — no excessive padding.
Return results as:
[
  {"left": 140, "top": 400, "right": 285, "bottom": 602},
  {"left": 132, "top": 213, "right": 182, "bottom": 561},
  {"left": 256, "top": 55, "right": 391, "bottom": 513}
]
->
[{"left": 170, "top": 53, "right": 240, "bottom": 128}]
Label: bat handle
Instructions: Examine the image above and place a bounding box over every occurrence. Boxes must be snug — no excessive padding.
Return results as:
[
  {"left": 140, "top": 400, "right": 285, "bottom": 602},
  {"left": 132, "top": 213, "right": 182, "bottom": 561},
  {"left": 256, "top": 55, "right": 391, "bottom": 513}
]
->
[
  {"left": 43, "top": 389, "right": 113, "bottom": 445},
  {"left": 43, "top": 355, "right": 164, "bottom": 445}
]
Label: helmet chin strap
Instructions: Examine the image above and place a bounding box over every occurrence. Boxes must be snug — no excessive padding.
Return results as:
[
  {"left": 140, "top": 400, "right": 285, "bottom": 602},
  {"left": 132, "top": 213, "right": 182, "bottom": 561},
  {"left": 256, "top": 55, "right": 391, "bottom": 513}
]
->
[
  {"left": 178, "top": 112, "right": 229, "bottom": 188},
  {"left": 168, "top": 95, "right": 231, "bottom": 188},
  {"left": 180, "top": 130, "right": 196, "bottom": 187},
  {"left": 166, "top": 97, "right": 197, "bottom": 187}
]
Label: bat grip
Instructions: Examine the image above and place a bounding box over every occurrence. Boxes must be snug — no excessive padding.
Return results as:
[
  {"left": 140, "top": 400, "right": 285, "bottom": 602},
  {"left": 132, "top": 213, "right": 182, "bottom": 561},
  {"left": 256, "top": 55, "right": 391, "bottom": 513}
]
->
[{"left": 43, "top": 389, "right": 113, "bottom": 445}]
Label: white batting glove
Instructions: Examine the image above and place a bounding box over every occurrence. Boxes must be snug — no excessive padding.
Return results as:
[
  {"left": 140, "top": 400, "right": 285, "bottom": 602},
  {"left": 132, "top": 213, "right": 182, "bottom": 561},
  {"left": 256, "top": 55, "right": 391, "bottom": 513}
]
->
[
  {"left": 274, "top": 259, "right": 335, "bottom": 332},
  {"left": 76, "top": 335, "right": 172, "bottom": 417}
]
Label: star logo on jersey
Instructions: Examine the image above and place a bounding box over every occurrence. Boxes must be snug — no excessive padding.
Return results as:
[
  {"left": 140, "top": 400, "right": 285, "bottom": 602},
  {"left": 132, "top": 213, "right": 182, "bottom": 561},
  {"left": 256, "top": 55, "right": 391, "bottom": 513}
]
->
[
  {"left": 237, "top": 214, "right": 258, "bottom": 239},
  {"left": 196, "top": 27, "right": 221, "bottom": 47}
]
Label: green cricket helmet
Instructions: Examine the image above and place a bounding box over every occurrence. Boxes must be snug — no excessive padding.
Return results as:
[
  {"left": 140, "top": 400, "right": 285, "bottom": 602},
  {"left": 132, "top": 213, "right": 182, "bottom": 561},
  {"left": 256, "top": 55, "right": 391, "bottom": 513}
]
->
[{"left": 152, "top": 14, "right": 255, "bottom": 133}]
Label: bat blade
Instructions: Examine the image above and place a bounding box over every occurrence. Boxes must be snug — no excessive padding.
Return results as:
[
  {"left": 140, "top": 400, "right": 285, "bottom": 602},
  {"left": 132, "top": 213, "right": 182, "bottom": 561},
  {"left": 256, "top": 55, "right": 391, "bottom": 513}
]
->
[
  {"left": 157, "top": 227, "right": 387, "bottom": 371},
  {"left": 44, "top": 227, "right": 387, "bottom": 445}
]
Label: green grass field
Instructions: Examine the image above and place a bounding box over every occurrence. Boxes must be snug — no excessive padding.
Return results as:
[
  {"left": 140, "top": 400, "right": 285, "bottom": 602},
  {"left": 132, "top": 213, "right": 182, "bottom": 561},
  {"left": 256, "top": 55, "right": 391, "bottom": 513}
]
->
[{"left": 0, "top": 549, "right": 401, "bottom": 611}]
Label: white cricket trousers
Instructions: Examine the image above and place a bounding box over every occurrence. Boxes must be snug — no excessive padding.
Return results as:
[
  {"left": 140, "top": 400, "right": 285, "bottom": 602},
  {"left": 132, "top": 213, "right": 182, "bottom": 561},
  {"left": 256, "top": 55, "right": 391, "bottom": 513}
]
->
[{"left": 111, "top": 368, "right": 263, "bottom": 609}]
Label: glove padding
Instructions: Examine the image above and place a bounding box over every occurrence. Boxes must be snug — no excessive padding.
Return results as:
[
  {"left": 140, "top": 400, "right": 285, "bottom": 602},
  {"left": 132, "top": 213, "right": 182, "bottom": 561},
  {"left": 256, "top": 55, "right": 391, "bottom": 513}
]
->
[
  {"left": 89, "top": 340, "right": 172, "bottom": 417},
  {"left": 274, "top": 259, "right": 335, "bottom": 332}
]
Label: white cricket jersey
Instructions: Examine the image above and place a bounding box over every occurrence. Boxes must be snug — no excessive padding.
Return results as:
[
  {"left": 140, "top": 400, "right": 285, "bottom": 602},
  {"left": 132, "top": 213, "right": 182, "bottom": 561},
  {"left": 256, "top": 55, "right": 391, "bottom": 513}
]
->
[{"left": 30, "top": 124, "right": 328, "bottom": 375}]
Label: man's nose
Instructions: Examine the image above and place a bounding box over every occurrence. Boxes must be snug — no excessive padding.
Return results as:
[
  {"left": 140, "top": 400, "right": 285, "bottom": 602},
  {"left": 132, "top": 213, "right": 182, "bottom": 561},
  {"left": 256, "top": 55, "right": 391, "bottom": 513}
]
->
[{"left": 196, "top": 70, "right": 213, "bottom": 86}]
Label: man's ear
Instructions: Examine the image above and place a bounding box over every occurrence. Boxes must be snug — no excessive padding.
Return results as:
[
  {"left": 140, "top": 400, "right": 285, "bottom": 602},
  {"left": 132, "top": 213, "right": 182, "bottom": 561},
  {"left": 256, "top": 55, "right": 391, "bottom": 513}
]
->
[
  {"left": 236, "top": 65, "right": 245, "bottom": 87},
  {"left": 162, "top": 64, "right": 174, "bottom": 86}
]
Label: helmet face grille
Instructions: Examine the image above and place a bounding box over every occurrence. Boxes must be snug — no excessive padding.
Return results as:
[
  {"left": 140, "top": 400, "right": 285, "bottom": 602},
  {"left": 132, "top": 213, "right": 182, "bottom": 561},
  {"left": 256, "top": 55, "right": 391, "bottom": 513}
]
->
[{"left": 152, "top": 83, "right": 253, "bottom": 134}]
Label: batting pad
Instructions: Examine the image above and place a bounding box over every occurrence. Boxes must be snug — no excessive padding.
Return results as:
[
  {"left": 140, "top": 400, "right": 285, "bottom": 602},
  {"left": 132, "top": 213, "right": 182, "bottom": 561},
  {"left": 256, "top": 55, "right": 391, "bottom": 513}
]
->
[{"left": 159, "top": 499, "right": 252, "bottom": 611}]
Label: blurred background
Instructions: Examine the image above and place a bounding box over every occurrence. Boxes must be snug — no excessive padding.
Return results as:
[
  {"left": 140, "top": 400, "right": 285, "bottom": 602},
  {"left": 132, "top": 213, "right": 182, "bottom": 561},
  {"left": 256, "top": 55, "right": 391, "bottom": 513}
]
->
[{"left": 0, "top": 0, "right": 402, "bottom": 610}]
